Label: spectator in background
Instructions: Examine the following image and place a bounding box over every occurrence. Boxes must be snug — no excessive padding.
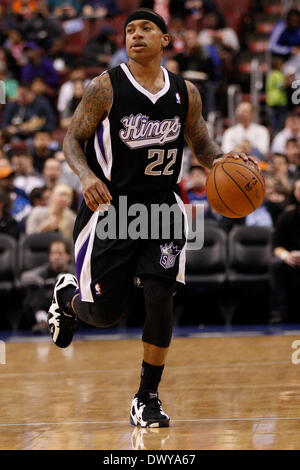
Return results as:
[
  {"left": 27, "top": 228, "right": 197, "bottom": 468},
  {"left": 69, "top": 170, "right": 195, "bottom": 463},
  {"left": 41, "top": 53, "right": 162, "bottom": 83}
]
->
[
  {"left": 48, "top": 37, "right": 77, "bottom": 71},
  {"left": 54, "top": 149, "right": 81, "bottom": 192},
  {"left": 57, "top": 66, "right": 88, "bottom": 114},
  {"left": 271, "top": 114, "right": 300, "bottom": 154},
  {"left": 266, "top": 55, "right": 289, "bottom": 135},
  {"left": 82, "top": 0, "right": 119, "bottom": 18},
  {"left": 59, "top": 158, "right": 81, "bottom": 192},
  {"left": 269, "top": 178, "right": 300, "bottom": 323},
  {"left": 0, "top": 165, "right": 31, "bottom": 227},
  {"left": 2, "top": 84, "right": 55, "bottom": 139},
  {"left": 29, "top": 186, "right": 52, "bottom": 207},
  {"left": 11, "top": 149, "right": 44, "bottom": 195},
  {"left": 109, "top": 37, "right": 128, "bottom": 68},
  {"left": 176, "top": 29, "right": 216, "bottom": 80},
  {"left": 180, "top": 165, "right": 217, "bottom": 220},
  {"left": 47, "top": 0, "right": 81, "bottom": 18},
  {"left": 263, "top": 172, "right": 287, "bottom": 225},
  {"left": 175, "top": 29, "right": 216, "bottom": 118},
  {"left": 82, "top": 25, "right": 117, "bottom": 67},
  {"left": 165, "top": 58, "right": 180, "bottom": 74},
  {"left": 269, "top": 7, "right": 300, "bottom": 58},
  {"left": 197, "top": 10, "right": 239, "bottom": 86},
  {"left": 232, "top": 139, "right": 265, "bottom": 161},
  {"left": 246, "top": 170, "right": 289, "bottom": 228},
  {"left": 42, "top": 158, "right": 62, "bottom": 190},
  {"left": 0, "top": 62, "right": 19, "bottom": 102},
  {"left": 12, "top": 0, "right": 38, "bottom": 15},
  {"left": 141, "top": 0, "right": 221, "bottom": 19},
  {"left": 21, "top": 42, "right": 59, "bottom": 92},
  {"left": 17, "top": 1, "right": 63, "bottom": 51},
  {"left": 30, "top": 76, "right": 53, "bottom": 103},
  {"left": 20, "top": 239, "right": 75, "bottom": 333},
  {"left": 169, "top": 17, "right": 186, "bottom": 55},
  {"left": 31, "top": 131, "right": 56, "bottom": 172},
  {"left": 0, "top": 48, "right": 20, "bottom": 86},
  {"left": 222, "top": 102, "right": 270, "bottom": 156},
  {"left": 60, "top": 79, "right": 84, "bottom": 129},
  {"left": 270, "top": 153, "right": 294, "bottom": 192},
  {"left": 198, "top": 11, "right": 240, "bottom": 53},
  {"left": 0, "top": 189, "right": 20, "bottom": 240},
  {"left": 285, "top": 138, "right": 300, "bottom": 176},
  {"left": 26, "top": 183, "right": 76, "bottom": 241},
  {"left": 4, "top": 28, "right": 27, "bottom": 71},
  {"left": 245, "top": 204, "right": 273, "bottom": 227}
]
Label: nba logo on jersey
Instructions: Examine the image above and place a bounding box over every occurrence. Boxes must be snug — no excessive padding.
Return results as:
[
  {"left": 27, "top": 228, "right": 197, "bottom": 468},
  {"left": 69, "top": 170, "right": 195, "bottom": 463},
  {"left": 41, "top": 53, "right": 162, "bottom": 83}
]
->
[
  {"left": 95, "top": 283, "right": 102, "bottom": 295},
  {"left": 160, "top": 243, "right": 181, "bottom": 269},
  {"left": 175, "top": 93, "right": 181, "bottom": 104}
]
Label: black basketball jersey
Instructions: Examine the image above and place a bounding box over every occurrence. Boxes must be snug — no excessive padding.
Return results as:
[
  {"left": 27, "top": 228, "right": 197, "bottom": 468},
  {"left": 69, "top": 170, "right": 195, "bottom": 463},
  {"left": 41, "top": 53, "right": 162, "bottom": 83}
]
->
[{"left": 85, "top": 63, "right": 189, "bottom": 194}]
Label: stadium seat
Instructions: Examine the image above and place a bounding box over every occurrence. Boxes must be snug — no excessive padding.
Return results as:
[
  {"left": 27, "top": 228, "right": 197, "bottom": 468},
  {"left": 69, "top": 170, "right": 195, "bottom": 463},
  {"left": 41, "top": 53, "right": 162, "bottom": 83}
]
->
[
  {"left": 185, "top": 226, "right": 227, "bottom": 286},
  {"left": 18, "top": 232, "right": 68, "bottom": 274},
  {"left": 177, "top": 226, "right": 227, "bottom": 325},
  {"left": 0, "top": 234, "right": 17, "bottom": 293},
  {"left": 228, "top": 226, "right": 272, "bottom": 284},
  {"left": 227, "top": 226, "right": 273, "bottom": 323}
]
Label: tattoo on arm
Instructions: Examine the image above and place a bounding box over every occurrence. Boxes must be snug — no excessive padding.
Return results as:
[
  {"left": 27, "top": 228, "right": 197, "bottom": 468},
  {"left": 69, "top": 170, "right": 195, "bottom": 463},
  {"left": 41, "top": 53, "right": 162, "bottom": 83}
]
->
[
  {"left": 63, "top": 73, "right": 113, "bottom": 179},
  {"left": 184, "top": 80, "right": 222, "bottom": 169}
]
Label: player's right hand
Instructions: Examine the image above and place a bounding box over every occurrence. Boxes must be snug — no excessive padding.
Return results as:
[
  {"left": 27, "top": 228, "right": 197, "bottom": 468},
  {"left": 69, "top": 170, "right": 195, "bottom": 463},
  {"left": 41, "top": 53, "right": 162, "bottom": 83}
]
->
[
  {"left": 284, "top": 252, "right": 299, "bottom": 268},
  {"left": 81, "top": 172, "right": 112, "bottom": 212}
]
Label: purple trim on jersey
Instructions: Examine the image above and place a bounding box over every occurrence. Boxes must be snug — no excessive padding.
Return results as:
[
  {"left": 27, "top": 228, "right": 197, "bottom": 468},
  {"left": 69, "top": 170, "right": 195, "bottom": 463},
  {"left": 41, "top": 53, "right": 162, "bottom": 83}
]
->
[
  {"left": 97, "top": 122, "right": 107, "bottom": 163},
  {"left": 76, "top": 235, "right": 90, "bottom": 300}
]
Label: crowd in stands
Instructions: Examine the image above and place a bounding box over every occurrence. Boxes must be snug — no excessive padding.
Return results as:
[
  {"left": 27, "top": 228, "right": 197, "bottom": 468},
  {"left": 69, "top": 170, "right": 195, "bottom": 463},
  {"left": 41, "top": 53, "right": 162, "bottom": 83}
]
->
[{"left": 0, "top": 0, "right": 299, "bottom": 331}]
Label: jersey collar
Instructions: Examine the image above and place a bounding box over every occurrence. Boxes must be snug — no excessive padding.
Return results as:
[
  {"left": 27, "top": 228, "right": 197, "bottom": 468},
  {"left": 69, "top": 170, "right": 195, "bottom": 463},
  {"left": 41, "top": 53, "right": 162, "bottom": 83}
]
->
[{"left": 120, "top": 63, "right": 170, "bottom": 104}]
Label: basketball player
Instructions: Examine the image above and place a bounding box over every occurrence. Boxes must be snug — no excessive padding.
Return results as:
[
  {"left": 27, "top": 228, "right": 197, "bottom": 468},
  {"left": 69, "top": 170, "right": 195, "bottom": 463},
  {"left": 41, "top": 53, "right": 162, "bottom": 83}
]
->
[{"left": 48, "top": 8, "right": 258, "bottom": 427}]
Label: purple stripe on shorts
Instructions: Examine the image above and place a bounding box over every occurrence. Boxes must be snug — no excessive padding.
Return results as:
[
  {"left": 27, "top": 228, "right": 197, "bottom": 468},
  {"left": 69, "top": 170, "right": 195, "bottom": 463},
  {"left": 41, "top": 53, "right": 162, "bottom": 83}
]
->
[
  {"left": 76, "top": 235, "right": 90, "bottom": 299},
  {"left": 97, "top": 122, "right": 107, "bottom": 163}
]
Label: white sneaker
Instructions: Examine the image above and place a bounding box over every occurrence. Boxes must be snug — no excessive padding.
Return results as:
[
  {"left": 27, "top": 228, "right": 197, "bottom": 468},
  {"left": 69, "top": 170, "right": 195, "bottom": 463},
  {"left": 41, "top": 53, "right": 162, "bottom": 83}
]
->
[
  {"left": 48, "top": 273, "right": 78, "bottom": 348},
  {"left": 130, "top": 391, "right": 170, "bottom": 428}
]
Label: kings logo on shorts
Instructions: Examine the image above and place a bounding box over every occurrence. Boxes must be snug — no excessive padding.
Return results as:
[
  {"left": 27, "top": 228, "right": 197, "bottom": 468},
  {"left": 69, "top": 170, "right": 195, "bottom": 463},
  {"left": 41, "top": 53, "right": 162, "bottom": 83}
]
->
[{"left": 160, "top": 242, "right": 181, "bottom": 269}]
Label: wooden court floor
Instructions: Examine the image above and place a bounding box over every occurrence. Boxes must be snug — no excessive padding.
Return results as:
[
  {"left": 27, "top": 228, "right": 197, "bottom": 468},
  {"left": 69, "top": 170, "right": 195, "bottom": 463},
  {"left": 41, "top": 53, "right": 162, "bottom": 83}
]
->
[{"left": 1, "top": 334, "right": 300, "bottom": 450}]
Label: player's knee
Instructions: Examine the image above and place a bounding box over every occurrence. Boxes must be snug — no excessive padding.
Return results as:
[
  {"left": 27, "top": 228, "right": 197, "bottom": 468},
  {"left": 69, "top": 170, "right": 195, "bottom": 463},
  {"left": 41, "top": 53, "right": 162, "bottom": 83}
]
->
[
  {"left": 143, "top": 276, "right": 176, "bottom": 311},
  {"left": 142, "top": 276, "right": 176, "bottom": 348},
  {"left": 89, "top": 300, "right": 125, "bottom": 328}
]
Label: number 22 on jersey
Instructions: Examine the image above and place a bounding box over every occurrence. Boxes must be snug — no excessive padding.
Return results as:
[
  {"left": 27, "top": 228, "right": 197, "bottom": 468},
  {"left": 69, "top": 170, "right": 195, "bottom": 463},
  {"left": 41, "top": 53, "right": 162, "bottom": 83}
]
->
[{"left": 145, "top": 149, "right": 178, "bottom": 176}]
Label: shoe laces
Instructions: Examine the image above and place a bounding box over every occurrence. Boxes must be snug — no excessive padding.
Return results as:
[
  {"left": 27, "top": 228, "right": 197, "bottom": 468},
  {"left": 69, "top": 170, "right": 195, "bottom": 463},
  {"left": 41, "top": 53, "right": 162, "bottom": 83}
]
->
[{"left": 138, "top": 392, "right": 162, "bottom": 410}]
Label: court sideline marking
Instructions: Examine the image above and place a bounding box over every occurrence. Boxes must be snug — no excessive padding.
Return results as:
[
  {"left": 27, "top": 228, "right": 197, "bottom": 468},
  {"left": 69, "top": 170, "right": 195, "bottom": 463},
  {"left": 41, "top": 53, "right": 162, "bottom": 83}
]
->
[{"left": 0, "top": 416, "right": 300, "bottom": 427}]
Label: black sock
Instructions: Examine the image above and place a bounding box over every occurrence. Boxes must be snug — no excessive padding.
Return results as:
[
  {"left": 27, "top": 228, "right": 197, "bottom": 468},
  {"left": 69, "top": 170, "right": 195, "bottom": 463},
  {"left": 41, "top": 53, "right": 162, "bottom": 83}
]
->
[
  {"left": 58, "top": 287, "right": 77, "bottom": 315},
  {"left": 137, "top": 361, "right": 165, "bottom": 395}
]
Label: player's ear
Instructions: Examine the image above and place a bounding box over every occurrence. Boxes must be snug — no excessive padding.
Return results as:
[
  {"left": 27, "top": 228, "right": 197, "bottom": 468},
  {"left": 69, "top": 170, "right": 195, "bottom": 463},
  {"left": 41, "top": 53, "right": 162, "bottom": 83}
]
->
[{"left": 161, "top": 33, "right": 170, "bottom": 48}]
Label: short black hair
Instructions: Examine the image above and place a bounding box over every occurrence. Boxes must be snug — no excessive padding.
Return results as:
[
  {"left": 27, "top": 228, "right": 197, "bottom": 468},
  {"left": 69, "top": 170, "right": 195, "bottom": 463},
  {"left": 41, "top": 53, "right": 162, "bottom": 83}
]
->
[
  {"left": 50, "top": 239, "right": 71, "bottom": 255},
  {"left": 273, "top": 153, "right": 289, "bottom": 163},
  {"left": 286, "top": 137, "right": 298, "bottom": 146}
]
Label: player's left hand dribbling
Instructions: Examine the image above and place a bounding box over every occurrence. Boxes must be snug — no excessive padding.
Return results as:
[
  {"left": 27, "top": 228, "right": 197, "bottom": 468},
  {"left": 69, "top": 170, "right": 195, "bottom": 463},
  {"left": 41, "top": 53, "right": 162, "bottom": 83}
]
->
[{"left": 214, "top": 152, "right": 261, "bottom": 171}]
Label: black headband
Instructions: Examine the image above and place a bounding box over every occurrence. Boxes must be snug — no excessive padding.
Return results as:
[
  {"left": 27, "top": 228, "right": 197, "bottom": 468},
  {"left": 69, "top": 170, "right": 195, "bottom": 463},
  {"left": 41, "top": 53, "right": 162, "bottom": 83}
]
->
[{"left": 124, "top": 9, "right": 167, "bottom": 35}]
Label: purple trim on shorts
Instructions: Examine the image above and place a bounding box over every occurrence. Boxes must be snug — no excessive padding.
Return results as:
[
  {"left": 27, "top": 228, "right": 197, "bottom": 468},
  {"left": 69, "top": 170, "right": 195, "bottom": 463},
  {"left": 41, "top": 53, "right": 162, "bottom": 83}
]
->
[
  {"left": 76, "top": 235, "right": 90, "bottom": 300},
  {"left": 97, "top": 122, "right": 107, "bottom": 163}
]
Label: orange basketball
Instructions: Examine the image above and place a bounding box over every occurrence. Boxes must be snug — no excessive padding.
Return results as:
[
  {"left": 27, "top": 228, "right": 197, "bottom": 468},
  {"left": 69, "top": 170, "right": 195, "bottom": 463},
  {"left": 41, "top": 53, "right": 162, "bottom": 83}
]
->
[{"left": 206, "top": 157, "right": 265, "bottom": 218}]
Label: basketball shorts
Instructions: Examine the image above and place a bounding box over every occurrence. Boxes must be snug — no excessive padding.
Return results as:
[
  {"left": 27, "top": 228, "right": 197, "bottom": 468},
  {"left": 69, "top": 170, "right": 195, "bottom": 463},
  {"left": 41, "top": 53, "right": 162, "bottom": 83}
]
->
[{"left": 73, "top": 190, "right": 188, "bottom": 302}]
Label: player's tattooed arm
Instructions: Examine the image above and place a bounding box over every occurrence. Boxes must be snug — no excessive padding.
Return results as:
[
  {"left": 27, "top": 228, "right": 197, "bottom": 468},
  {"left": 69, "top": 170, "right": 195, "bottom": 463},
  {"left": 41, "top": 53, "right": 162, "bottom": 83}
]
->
[
  {"left": 63, "top": 73, "right": 113, "bottom": 209},
  {"left": 184, "top": 81, "right": 260, "bottom": 170},
  {"left": 184, "top": 80, "right": 222, "bottom": 169},
  {"left": 63, "top": 73, "right": 112, "bottom": 178}
]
